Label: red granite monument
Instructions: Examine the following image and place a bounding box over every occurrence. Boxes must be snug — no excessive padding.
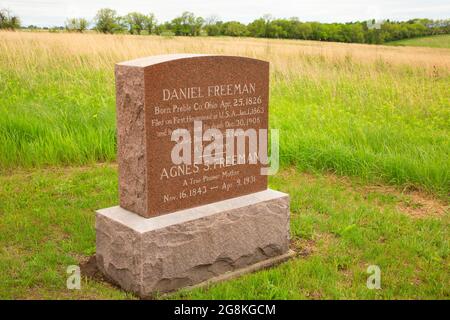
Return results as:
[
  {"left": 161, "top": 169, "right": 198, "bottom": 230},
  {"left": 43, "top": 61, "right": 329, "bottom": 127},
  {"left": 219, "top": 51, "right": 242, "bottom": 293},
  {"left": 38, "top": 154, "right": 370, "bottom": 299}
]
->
[
  {"left": 115, "top": 54, "right": 269, "bottom": 217},
  {"left": 96, "top": 54, "right": 292, "bottom": 296}
]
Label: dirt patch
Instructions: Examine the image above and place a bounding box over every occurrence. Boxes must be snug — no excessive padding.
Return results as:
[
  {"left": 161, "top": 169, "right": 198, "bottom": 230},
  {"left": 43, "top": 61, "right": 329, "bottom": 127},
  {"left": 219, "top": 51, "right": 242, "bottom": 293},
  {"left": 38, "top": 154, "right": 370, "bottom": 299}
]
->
[
  {"left": 0, "top": 162, "right": 117, "bottom": 178},
  {"left": 362, "top": 184, "right": 448, "bottom": 219},
  {"left": 278, "top": 168, "right": 448, "bottom": 219},
  {"left": 396, "top": 191, "right": 448, "bottom": 219},
  {"left": 79, "top": 255, "right": 108, "bottom": 282},
  {"left": 290, "top": 232, "right": 336, "bottom": 257},
  {"left": 291, "top": 238, "right": 316, "bottom": 257},
  {"left": 304, "top": 290, "right": 323, "bottom": 299}
]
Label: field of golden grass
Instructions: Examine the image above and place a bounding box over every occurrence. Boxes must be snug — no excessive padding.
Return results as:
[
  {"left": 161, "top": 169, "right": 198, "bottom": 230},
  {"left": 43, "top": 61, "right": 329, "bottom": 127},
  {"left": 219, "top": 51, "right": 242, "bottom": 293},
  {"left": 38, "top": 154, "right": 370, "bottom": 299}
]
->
[{"left": 2, "top": 31, "right": 450, "bottom": 74}]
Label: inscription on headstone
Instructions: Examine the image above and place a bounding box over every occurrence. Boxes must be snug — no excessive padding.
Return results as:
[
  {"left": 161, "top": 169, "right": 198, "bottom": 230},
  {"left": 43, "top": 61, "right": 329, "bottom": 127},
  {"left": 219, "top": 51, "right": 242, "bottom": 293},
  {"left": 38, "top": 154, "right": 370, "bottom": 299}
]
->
[{"left": 116, "top": 54, "right": 269, "bottom": 217}]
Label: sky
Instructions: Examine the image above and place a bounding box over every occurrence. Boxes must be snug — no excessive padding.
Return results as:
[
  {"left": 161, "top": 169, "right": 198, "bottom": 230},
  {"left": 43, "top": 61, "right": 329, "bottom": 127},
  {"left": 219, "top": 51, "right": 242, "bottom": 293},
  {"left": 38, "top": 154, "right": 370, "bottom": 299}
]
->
[{"left": 1, "top": 0, "right": 449, "bottom": 27}]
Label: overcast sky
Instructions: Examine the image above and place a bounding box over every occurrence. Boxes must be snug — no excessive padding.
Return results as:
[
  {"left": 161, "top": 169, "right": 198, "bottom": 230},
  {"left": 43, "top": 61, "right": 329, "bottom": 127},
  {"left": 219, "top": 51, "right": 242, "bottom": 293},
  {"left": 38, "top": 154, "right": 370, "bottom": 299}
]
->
[{"left": 1, "top": 0, "right": 449, "bottom": 27}]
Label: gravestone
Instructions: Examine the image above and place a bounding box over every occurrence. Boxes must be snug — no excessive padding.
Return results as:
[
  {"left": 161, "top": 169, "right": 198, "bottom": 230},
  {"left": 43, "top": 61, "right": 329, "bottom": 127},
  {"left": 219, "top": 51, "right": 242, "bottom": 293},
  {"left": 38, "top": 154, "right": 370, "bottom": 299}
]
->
[{"left": 96, "top": 54, "right": 292, "bottom": 296}]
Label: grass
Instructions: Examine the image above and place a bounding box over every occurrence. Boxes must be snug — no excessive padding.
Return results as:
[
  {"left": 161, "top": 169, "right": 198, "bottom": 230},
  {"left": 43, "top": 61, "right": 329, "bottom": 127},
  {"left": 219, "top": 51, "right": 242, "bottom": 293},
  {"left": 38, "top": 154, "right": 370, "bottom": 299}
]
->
[
  {"left": 0, "top": 164, "right": 447, "bottom": 299},
  {"left": 387, "top": 34, "right": 450, "bottom": 49},
  {"left": 0, "top": 165, "right": 132, "bottom": 299},
  {"left": 0, "top": 31, "right": 449, "bottom": 299},
  {"left": 0, "top": 31, "right": 449, "bottom": 198}
]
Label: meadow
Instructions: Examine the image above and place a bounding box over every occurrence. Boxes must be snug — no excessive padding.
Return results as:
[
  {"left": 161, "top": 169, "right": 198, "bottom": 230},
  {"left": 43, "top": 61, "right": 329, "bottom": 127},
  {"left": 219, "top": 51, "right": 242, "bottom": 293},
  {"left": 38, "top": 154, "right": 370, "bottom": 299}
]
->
[
  {"left": 387, "top": 34, "right": 450, "bottom": 49},
  {"left": 0, "top": 31, "right": 449, "bottom": 299}
]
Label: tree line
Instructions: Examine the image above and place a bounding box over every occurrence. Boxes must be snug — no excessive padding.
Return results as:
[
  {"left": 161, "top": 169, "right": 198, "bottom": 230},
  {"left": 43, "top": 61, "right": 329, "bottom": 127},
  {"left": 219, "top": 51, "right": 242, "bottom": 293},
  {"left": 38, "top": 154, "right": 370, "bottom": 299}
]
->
[
  {"left": 3, "top": 7, "right": 450, "bottom": 44},
  {"left": 0, "top": 9, "right": 20, "bottom": 30}
]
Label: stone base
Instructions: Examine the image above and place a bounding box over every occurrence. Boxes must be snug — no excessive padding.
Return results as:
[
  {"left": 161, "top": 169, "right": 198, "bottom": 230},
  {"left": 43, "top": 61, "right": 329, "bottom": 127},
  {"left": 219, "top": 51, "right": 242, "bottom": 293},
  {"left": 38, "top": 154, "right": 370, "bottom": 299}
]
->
[{"left": 96, "top": 189, "right": 290, "bottom": 297}]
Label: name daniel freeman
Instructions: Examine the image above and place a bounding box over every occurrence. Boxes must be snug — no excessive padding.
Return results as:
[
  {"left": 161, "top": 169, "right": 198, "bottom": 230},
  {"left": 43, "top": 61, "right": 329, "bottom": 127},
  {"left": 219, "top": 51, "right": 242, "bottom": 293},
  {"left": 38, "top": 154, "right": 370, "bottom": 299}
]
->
[{"left": 163, "top": 82, "right": 256, "bottom": 101}]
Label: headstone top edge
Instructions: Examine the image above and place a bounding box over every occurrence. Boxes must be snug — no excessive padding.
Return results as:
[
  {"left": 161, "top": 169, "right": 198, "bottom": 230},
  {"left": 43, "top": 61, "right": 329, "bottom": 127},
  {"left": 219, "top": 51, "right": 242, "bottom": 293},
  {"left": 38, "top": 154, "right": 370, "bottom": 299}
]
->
[
  {"left": 116, "top": 54, "right": 269, "bottom": 68},
  {"left": 96, "top": 189, "right": 288, "bottom": 233}
]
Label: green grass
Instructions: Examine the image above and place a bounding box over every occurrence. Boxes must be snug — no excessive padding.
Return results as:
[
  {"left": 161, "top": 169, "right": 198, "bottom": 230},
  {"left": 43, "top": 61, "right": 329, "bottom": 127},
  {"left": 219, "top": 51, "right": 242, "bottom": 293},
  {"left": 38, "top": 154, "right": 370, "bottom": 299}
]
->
[
  {"left": 0, "top": 32, "right": 449, "bottom": 299},
  {"left": 0, "top": 165, "right": 132, "bottom": 299},
  {"left": 0, "top": 165, "right": 447, "bottom": 299},
  {"left": 0, "top": 69, "right": 117, "bottom": 167},
  {"left": 387, "top": 34, "right": 450, "bottom": 48},
  {"left": 272, "top": 69, "right": 450, "bottom": 199}
]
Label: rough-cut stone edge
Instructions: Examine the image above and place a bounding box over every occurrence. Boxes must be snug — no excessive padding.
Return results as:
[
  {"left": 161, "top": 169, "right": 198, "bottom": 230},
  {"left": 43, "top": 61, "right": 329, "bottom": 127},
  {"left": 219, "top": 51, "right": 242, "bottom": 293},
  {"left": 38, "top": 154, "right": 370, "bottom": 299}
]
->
[
  {"left": 97, "top": 189, "right": 287, "bottom": 234},
  {"left": 95, "top": 213, "right": 143, "bottom": 293},
  {"left": 96, "top": 189, "right": 291, "bottom": 296},
  {"left": 115, "top": 65, "right": 147, "bottom": 216}
]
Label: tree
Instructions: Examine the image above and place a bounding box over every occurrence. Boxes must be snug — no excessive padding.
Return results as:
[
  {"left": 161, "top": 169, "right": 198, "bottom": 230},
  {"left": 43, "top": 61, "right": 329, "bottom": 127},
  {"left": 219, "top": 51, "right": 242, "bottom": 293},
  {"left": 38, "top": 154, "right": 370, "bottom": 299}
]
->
[
  {"left": 65, "top": 18, "right": 89, "bottom": 32},
  {"left": 171, "top": 12, "right": 191, "bottom": 36},
  {"left": 78, "top": 18, "right": 89, "bottom": 32},
  {"left": 205, "top": 21, "right": 223, "bottom": 36},
  {"left": 60, "top": 9, "right": 450, "bottom": 43},
  {"left": 144, "top": 13, "right": 157, "bottom": 35},
  {"left": 192, "top": 16, "right": 204, "bottom": 36},
  {"left": 170, "top": 11, "right": 203, "bottom": 36},
  {"left": 222, "top": 21, "right": 248, "bottom": 37},
  {"left": 0, "top": 8, "right": 20, "bottom": 30},
  {"left": 155, "top": 22, "right": 172, "bottom": 35},
  {"left": 204, "top": 15, "right": 222, "bottom": 36},
  {"left": 94, "top": 8, "right": 121, "bottom": 34},
  {"left": 293, "top": 22, "right": 313, "bottom": 39},
  {"left": 248, "top": 18, "right": 266, "bottom": 37},
  {"left": 124, "top": 12, "right": 146, "bottom": 34},
  {"left": 310, "top": 22, "right": 329, "bottom": 41},
  {"left": 266, "top": 19, "right": 289, "bottom": 38},
  {"left": 65, "top": 18, "right": 77, "bottom": 31},
  {"left": 337, "top": 23, "right": 365, "bottom": 43}
]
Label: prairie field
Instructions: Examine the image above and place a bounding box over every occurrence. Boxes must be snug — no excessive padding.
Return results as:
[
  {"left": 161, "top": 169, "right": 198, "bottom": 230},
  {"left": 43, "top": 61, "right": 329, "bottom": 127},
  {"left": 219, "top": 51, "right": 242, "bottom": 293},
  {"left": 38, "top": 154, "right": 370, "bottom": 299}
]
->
[{"left": 0, "top": 31, "right": 449, "bottom": 299}]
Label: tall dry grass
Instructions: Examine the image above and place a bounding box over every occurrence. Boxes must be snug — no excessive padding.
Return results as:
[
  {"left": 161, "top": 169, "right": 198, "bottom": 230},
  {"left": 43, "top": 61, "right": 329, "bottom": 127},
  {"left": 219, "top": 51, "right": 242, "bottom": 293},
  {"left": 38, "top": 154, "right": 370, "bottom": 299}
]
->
[{"left": 1, "top": 31, "right": 449, "bottom": 75}]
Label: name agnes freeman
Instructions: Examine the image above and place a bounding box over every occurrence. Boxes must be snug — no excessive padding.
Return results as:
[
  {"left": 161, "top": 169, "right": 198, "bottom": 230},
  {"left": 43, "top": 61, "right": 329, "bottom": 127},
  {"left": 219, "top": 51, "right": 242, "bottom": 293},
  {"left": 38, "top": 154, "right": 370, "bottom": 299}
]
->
[{"left": 162, "top": 83, "right": 256, "bottom": 101}]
